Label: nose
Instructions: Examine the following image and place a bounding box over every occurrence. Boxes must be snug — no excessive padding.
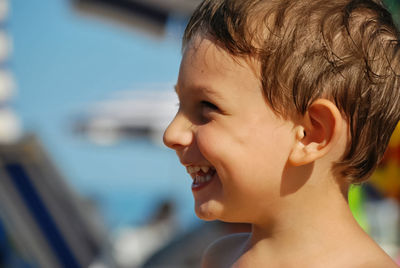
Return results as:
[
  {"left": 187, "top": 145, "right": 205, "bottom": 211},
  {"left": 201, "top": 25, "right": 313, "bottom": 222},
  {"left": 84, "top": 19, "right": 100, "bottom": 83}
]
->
[{"left": 163, "top": 113, "right": 193, "bottom": 150}]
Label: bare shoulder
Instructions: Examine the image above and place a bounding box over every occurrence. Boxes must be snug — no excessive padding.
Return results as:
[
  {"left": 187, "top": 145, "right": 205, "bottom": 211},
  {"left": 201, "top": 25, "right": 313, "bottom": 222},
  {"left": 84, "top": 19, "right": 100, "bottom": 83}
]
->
[
  {"left": 353, "top": 258, "right": 399, "bottom": 268},
  {"left": 354, "top": 252, "right": 399, "bottom": 268},
  {"left": 202, "top": 232, "right": 250, "bottom": 268},
  {"left": 341, "top": 243, "right": 399, "bottom": 268}
]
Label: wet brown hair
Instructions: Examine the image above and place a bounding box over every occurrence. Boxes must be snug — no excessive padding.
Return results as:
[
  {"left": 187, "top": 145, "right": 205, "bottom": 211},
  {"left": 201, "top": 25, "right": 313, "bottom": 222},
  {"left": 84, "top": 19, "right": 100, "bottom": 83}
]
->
[{"left": 183, "top": 0, "right": 400, "bottom": 182}]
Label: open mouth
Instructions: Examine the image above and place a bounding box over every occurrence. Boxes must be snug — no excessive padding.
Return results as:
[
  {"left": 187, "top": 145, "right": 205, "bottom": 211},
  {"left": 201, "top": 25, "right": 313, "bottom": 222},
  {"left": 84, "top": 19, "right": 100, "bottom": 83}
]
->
[{"left": 187, "top": 165, "right": 216, "bottom": 191}]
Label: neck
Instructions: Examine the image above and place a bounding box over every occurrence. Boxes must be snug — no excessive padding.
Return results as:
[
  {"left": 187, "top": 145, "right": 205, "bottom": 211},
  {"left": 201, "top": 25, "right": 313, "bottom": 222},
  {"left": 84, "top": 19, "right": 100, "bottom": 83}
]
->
[{"left": 236, "top": 174, "right": 368, "bottom": 267}]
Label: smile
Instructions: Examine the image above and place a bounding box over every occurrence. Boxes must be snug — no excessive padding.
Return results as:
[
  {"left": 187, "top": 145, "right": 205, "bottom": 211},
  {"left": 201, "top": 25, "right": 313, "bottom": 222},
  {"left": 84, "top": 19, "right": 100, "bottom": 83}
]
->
[{"left": 186, "top": 165, "right": 216, "bottom": 191}]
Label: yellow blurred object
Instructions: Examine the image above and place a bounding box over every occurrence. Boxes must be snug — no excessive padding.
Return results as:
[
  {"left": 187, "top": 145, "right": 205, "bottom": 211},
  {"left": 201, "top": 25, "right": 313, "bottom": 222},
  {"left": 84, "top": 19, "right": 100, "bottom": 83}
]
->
[
  {"left": 389, "top": 123, "right": 400, "bottom": 147},
  {"left": 369, "top": 123, "right": 400, "bottom": 201}
]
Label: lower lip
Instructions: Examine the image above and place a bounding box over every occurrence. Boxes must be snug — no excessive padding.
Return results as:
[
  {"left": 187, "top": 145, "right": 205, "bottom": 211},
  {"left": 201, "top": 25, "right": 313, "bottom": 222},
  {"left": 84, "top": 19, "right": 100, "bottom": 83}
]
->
[{"left": 191, "top": 174, "right": 215, "bottom": 192}]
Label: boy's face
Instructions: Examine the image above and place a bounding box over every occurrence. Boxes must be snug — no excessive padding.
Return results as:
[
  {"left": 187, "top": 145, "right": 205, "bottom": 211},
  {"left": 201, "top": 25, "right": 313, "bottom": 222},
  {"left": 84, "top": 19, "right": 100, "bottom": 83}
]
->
[{"left": 164, "top": 37, "right": 297, "bottom": 223}]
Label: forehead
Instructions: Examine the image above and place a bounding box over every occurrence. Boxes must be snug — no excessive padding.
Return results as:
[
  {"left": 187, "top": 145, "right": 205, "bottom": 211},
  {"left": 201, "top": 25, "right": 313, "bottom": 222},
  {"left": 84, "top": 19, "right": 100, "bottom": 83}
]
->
[
  {"left": 183, "top": 37, "right": 240, "bottom": 72},
  {"left": 177, "top": 37, "right": 260, "bottom": 91}
]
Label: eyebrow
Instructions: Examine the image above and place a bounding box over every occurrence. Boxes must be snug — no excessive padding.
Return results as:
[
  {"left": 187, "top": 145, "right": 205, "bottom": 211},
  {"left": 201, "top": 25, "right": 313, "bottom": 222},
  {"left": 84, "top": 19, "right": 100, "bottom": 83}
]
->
[{"left": 175, "top": 84, "right": 225, "bottom": 101}]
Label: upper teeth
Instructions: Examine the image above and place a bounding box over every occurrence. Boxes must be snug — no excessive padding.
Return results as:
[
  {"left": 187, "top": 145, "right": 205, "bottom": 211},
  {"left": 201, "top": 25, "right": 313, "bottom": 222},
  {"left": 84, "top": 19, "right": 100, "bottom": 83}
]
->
[{"left": 187, "top": 165, "right": 211, "bottom": 174}]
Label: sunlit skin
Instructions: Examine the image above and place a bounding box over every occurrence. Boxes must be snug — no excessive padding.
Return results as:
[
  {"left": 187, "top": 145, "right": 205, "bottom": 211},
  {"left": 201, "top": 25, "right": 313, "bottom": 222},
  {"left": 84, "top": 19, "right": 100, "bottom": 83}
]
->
[
  {"left": 163, "top": 37, "right": 398, "bottom": 268},
  {"left": 165, "top": 38, "right": 296, "bottom": 224}
]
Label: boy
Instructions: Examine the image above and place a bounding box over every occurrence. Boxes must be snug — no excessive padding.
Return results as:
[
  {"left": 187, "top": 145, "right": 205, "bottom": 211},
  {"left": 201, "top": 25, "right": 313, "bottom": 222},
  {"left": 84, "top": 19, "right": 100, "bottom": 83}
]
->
[{"left": 163, "top": 0, "right": 400, "bottom": 267}]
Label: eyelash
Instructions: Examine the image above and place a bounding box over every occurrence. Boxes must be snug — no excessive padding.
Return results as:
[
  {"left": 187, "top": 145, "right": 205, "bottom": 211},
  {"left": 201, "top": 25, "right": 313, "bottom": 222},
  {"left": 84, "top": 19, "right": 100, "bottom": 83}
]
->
[{"left": 201, "top": 100, "right": 218, "bottom": 111}]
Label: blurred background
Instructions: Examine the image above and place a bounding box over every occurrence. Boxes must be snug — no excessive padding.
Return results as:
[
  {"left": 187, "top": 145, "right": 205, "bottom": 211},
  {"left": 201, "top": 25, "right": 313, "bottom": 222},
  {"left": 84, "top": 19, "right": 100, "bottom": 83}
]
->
[{"left": 0, "top": 0, "right": 398, "bottom": 267}]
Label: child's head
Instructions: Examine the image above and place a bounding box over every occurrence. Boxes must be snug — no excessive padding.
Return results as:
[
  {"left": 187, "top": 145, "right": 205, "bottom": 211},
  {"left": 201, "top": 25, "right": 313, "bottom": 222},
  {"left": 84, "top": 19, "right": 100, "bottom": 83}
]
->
[
  {"left": 163, "top": 0, "right": 400, "bottom": 222},
  {"left": 180, "top": 0, "right": 400, "bottom": 183}
]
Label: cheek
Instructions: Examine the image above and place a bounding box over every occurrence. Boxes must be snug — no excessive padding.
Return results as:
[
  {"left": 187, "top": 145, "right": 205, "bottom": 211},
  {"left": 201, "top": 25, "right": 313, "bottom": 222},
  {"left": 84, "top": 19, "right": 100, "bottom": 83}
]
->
[
  {"left": 196, "top": 126, "right": 245, "bottom": 183},
  {"left": 196, "top": 126, "right": 229, "bottom": 160},
  {"left": 196, "top": 123, "right": 293, "bottom": 182},
  {"left": 234, "top": 127, "right": 293, "bottom": 188}
]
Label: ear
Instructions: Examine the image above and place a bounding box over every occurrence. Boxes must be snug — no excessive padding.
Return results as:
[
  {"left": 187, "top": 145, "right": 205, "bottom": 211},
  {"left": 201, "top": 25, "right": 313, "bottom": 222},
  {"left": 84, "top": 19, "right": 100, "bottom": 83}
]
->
[{"left": 288, "top": 99, "right": 343, "bottom": 166}]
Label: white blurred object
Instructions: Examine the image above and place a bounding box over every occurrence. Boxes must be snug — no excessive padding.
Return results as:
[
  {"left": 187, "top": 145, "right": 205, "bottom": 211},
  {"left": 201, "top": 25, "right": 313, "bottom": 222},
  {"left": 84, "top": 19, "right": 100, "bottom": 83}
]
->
[
  {"left": 365, "top": 198, "right": 400, "bottom": 259},
  {"left": 112, "top": 201, "right": 177, "bottom": 267},
  {"left": 0, "top": 0, "right": 9, "bottom": 22},
  {"left": 0, "top": 108, "right": 21, "bottom": 144},
  {"left": 0, "top": 70, "right": 15, "bottom": 102},
  {"left": 73, "top": 86, "right": 178, "bottom": 145},
  {"left": 113, "top": 219, "right": 177, "bottom": 268},
  {"left": 86, "top": 118, "right": 121, "bottom": 146},
  {"left": 0, "top": 31, "right": 11, "bottom": 62},
  {"left": 0, "top": 1, "right": 19, "bottom": 144}
]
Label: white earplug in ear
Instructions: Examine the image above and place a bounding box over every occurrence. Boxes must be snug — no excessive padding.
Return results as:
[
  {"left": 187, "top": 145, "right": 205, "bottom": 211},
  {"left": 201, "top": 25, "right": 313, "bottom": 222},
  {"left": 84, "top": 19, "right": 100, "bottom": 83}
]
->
[{"left": 296, "top": 127, "right": 306, "bottom": 140}]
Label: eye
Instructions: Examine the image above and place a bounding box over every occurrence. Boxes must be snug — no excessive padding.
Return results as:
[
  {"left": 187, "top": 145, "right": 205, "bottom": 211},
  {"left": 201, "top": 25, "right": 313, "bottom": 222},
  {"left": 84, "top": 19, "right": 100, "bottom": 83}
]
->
[
  {"left": 201, "top": 100, "right": 218, "bottom": 111},
  {"left": 199, "top": 101, "right": 219, "bottom": 122}
]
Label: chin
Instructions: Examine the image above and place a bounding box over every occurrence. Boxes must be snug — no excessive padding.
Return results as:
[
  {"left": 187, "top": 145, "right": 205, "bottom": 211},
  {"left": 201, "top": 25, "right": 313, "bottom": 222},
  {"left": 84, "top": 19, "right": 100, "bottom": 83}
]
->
[
  {"left": 195, "top": 208, "right": 217, "bottom": 221},
  {"left": 194, "top": 202, "right": 222, "bottom": 221}
]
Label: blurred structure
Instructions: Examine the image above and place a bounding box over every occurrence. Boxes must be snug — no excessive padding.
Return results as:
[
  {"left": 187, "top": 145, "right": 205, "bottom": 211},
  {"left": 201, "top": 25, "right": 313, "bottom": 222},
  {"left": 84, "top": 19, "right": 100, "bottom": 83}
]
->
[
  {"left": 366, "top": 123, "right": 400, "bottom": 259},
  {"left": 72, "top": 88, "right": 178, "bottom": 145},
  {"left": 0, "top": 0, "right": 20, "bottom": 144},
  {"left": 72, "top": 0, "right": 201, "bottom": 36},
  {"left": 0, "top": 135, "right": 116, "bottom": 268},
  {"left": 371, "top": 124, "right": 400, "bottom": 201},
  {"left": 143, "top": 221, "right": 251, "bottom": 268},
  {"left": 0, "top": 1, "right": 115, "bottom": 267},
  {"left": 112, "top": 200, "right": 178, "bottom": 267}
]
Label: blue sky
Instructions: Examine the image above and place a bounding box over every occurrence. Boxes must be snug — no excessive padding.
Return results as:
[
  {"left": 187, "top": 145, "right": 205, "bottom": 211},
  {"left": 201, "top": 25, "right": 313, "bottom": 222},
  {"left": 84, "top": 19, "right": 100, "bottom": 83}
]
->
[{"left": 10, "top": 0, "right": 181, "bottom": 131}]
